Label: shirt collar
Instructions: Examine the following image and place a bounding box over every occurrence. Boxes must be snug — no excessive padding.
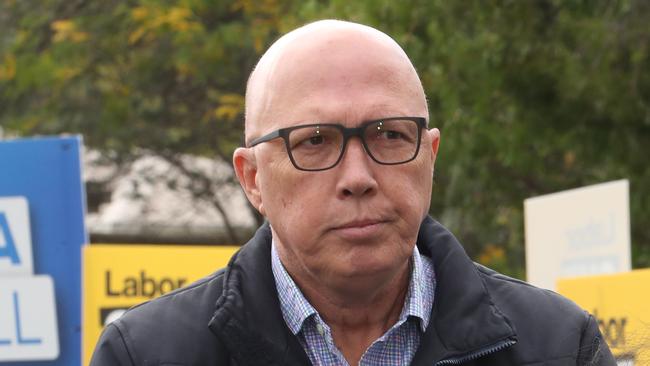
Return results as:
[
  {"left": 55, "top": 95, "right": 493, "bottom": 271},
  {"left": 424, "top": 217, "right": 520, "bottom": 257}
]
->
[
  {"left": 271, "top": 239, "right": 434, "bottom": 335},
  {"left": 402, "top": 242, "right": 434, "bottom": 331},
  {"left": 271, "top": 241, "right": 317, "bottom": 335}
]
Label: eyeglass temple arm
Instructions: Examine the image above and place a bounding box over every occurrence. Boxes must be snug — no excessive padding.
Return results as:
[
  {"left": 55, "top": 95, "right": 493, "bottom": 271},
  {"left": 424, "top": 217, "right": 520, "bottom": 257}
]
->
[{"left": 248, "top": 129, "right": 283, "bottom": 147}]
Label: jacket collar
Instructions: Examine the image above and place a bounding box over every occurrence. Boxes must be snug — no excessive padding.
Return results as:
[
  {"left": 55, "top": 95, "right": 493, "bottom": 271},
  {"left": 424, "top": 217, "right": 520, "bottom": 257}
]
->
[
  {"left": 411, "top": 216, "right": 517, "bottom": 365},
  {"left": 208, "top": 217, "right": 516, "bottom": 365},
  {"left": 208, "top": 223, "right": 310, "bottom": 365}
]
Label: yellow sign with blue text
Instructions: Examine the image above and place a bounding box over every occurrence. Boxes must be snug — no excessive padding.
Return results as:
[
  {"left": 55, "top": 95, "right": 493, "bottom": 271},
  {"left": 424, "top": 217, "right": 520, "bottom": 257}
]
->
[
  {"left": 83, "top": 244, "right": 239, "bottom": 366},
  {"left": 557, "top": 269, "right": 650, "bottom": 365}
]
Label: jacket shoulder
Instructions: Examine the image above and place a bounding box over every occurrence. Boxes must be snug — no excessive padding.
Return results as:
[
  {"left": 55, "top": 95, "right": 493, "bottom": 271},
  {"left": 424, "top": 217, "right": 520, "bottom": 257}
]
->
[
  {"left": 90, "top": 269, "right": 231, "bottom": 365},
  {"left": 475, "top": 263, "right": 586, "bottom": 320},
  {"left": 475, "top": 264, "right": 614, "bottom": 365}
]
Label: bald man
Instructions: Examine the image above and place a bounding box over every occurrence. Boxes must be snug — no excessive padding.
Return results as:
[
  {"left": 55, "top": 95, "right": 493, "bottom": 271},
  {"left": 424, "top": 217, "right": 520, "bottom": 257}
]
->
[{"left": 90, "top": 20, "right": 615, "bottom": 366}]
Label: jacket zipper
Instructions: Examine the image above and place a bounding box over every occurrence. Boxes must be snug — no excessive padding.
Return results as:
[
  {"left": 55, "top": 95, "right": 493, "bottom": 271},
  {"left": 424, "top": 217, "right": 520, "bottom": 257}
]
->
[{"left": 435, "top": 338, "right": 517, "bottom": 365}]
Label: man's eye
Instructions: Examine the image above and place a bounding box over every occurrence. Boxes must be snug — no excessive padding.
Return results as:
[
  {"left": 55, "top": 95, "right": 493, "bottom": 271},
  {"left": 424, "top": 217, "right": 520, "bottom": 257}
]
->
[
  {"left": 293, "top": 134, "right": 325, "bottom": 149},
  {"left": 378, "top": 130, "right": 404, "bottom": 140},
  {"left": 307, "top": 135, "right": 324, "bottom": 145},
  {"left": 386, "top": 131, "right": 403, "bottom": 139}
]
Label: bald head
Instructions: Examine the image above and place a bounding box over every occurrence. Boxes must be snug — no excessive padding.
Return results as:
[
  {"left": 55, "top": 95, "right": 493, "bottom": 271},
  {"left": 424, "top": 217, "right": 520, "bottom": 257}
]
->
[{"left": 244, "top": 20, "right": 428, "bottom": 144}]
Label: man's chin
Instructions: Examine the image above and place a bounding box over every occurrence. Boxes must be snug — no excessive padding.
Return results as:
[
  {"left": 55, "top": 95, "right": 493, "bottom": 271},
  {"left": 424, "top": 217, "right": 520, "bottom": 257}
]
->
[{"left": 336, "top": 256, "right": 409, "bottom": 282}]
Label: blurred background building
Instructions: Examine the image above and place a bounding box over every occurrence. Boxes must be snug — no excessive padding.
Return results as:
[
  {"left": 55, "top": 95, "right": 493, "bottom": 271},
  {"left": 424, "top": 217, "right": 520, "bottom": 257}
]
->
[{"left": 84, "top": 150, "right": 257, "bottom": 244}]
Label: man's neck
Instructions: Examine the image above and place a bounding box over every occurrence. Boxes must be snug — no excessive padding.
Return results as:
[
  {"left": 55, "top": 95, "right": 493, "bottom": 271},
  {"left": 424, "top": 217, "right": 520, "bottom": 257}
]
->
[{"left": 294, "top": 260, "right": 411, "bottom": 365}]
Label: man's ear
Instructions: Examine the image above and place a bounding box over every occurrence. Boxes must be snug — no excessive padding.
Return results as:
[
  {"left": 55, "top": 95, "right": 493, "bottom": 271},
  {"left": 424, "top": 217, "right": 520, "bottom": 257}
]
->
[
  {"left": 428, "top": 127, "right": 441, "bottom": 162},
  {"left": 233, "top": 147, "right": 265, "bottom": 216}
]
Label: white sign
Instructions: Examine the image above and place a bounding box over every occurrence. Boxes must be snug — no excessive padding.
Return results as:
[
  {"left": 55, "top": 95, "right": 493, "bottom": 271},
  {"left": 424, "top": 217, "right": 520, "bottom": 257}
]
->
[
  {"left": 0, "top": 197, "right": 34, "bottom": 276},
  {"left": 524, "top": 180, "right": 631, "bottom": 290},
  {"left": 0, "top": 196, "right": 59, "bottom": 361},
  {"left": 0, "top": 276, "right": 59, "bottom": 361}
]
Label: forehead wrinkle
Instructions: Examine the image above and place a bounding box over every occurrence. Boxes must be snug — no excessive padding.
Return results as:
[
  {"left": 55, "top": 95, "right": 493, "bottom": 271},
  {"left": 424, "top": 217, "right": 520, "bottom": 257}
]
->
[{"left": 298, "top": 99, "right": 419, "bottom": 125}]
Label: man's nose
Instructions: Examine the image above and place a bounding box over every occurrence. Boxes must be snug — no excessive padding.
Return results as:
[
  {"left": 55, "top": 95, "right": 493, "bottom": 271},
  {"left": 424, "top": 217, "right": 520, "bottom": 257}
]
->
[{"left": 335, "top": 138, "right": 378, "bottom": 199}]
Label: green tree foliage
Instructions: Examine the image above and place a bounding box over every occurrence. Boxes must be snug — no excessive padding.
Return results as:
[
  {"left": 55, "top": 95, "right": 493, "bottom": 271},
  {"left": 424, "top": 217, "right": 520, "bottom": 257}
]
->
[
  {"left": 1, "top": 0, "right": 649, "bottom": 276},
  {"left": 0, "top": 0, "right": 292, "bottom": 241}
]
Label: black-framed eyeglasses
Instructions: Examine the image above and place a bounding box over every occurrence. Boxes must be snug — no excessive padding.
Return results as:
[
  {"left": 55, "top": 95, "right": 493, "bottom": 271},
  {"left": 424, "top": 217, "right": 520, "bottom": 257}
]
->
[{"left": 248, "top": 117, "right": 427, "bottom": 171}]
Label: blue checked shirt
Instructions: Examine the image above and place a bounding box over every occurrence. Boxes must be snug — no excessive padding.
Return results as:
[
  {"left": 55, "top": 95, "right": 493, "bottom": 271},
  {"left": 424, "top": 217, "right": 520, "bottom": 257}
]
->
[{"left": 271, "top": 241, "right": 436, "bottom": 366}]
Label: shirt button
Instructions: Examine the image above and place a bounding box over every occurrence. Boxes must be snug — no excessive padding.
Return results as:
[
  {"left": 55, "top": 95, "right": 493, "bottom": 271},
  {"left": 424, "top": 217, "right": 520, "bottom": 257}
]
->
[{"left": 316, "top": 323, "right": 325, "bottom": 336}]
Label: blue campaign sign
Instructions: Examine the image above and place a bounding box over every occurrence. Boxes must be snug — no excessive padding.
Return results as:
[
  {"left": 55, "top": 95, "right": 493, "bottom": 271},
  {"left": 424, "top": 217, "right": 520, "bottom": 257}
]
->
[
  {"left": 0, "top": 213, "right": 20, "bottom": 264},
  {"left": 0, "top": 136, "right": 87, "bottom": 366}
]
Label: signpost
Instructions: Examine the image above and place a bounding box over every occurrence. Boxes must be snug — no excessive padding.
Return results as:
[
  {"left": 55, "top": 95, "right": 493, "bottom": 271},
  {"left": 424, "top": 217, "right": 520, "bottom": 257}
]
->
[
  {"left": 524, "top": 180, "right": 631, "bottom": 290},
  {"left": 0, "top": 136, "right": 87, "bottom": 366},
  {"left": 558, "top": 269, "right": 650, "bottom": 365},
  {"left": 83, "top": 244, "right": 239, "bottom": 365}
]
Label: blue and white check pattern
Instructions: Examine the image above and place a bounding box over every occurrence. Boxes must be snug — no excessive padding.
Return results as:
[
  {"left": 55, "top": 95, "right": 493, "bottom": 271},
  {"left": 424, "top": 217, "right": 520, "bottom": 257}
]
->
[{"left": 271, "top": 241, "right": 436, "bottom": 366}]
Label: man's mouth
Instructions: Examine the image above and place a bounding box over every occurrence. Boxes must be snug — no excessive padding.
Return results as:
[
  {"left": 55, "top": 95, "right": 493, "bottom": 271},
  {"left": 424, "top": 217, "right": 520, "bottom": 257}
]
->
[
  {"left": 336, "top": 219, "right": 384, "bottom": 229},
  {"left": 330, "top": 218, "right": 390, "bottom": 240}
]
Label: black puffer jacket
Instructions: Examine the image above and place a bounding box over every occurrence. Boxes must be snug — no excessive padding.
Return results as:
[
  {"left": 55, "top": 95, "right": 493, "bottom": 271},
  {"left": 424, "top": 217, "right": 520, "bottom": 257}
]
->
[{"left": 90, "top": 217, "right": 615, "bottom": 365}]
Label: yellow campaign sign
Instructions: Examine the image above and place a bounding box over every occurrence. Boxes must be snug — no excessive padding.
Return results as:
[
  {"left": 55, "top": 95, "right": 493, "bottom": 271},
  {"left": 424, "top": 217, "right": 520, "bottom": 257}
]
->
[
  {"left": 557, "top": 269, "right": 650, "bottom": 365},
  {"left": 83, "top": 244, "right": 239, "bottom": 366}
]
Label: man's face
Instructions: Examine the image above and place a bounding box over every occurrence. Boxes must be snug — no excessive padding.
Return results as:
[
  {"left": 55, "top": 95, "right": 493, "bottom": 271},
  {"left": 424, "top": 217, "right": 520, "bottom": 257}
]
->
[{"left": 237, "top": 28, "right": 440, "bottom": 293}]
